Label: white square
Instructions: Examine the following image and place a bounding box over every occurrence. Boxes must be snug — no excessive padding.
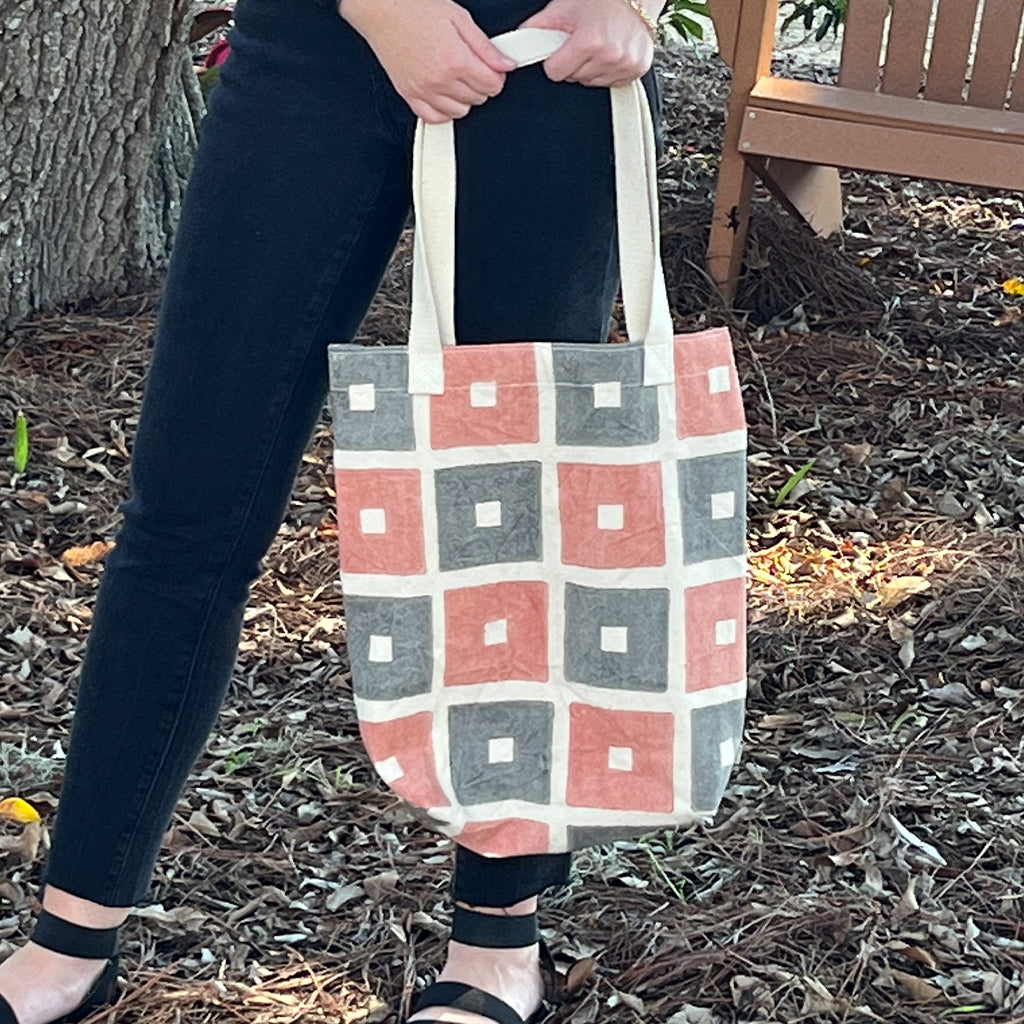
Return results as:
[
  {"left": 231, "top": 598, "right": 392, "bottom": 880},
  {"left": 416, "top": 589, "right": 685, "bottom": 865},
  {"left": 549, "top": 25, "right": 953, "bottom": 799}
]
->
[
  {"left": 484, "top": 618, "right": 508, "bottom": 646},
  {"left": 376, "top": 756, "right": 404, "bottom": 784},
  {"left": 715, "top": 618, "right": 738, "bottom": 646},
  {"left": 593, "top": 381, "right": 622, "bottom": 408},
  {"left": 597, "top": 503, "right": 624, "bottom": 531},
  {"left": 719, "top": 738, "right": 736, "bottom": 768},
  {"left": 348, "top": 382, "right": 377, "bottom": 411},
  {"left": 359, "top": 507, "right": 387, "bottom": 534},
  {"left": 600, "top": 626, "right": 629, "bottom": 653},
  {"left": 707, "top": 365, "right": 732, "bottom": 394},
  {"left": 475, "top": 500, "right": 502, "bottom": 529},
  {"left": 470, "top": 381, "right": 498, "bottom": 408},
  {"left": 710, "top": 491, "right": 736, "bottom": 520},
  {"left": 608, "top": 746, "right": 634, "bottom": 772},
  {"left": 488, "top": 736, "right": 515, "bottom": 763},
  {"left": 368, "top": 634, "right": 393, "bottom": 663}
]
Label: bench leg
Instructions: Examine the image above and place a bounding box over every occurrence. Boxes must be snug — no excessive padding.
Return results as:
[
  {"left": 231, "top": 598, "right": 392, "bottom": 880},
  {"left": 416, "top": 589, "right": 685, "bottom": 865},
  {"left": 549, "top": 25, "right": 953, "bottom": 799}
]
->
[
  {"left": 759, "top": 158, "right": 843, "bottom": 237},
  {"left": 708, "top": 144, "right": 756, "bottom": 303}
]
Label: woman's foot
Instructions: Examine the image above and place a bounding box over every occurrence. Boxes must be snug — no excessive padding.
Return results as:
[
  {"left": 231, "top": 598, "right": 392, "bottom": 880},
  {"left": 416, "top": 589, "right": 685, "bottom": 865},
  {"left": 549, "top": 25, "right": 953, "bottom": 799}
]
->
[
  {"left": 0, "top": 942, "right": 110, "bottom": 1024},
  {"left": 406, "top": 899, "right": 547, "bottom": 1024},
  {"left": 0, "top": 886, "right": 128, "bottom": 1024},
  {"left": 406, "top": 939, "right": 546, "bottom": 1024}
]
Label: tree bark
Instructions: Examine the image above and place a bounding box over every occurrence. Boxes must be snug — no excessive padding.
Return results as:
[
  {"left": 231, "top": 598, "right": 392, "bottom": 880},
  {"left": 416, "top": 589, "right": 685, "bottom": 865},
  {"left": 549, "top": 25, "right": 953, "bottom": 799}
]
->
[{"left": 0, "top": 0, "right": 203, "bottom": 336}]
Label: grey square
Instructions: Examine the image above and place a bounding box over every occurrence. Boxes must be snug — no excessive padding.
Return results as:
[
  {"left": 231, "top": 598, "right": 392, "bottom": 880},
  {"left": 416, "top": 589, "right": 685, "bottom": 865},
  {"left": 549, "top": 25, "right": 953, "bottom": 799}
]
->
[
  {"left": 677, "top": 452, "right": 746, "bottom": 564},
  {"left": 328, "top": 346, "right": 415, "bottom": 451},
  {"left": 564, "top": 583, "right": 670, "bottom": 691},
  {"left": 566, "top": 825, "right": 655, "bottom": 849},
  {"left": 449, "top": 701, "right": 554, "bottom": 805},
  {"left": 435, "top": 462, "right": 543, "bottom": 571},
  {"left": 345, "top": 595, "right": 432, "bottom": 700},
  {"left": 691, "top": 699, "right": 745, "bottom": 811},
  {"left": 552, "top": 344, "right": 659, "bottom": 447}
]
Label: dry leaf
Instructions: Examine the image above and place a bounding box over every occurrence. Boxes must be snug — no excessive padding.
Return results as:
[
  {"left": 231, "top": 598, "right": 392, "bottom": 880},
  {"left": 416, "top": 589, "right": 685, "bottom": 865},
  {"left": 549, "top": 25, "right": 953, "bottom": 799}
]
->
[
  {"left": 565, "top": 957, "right": 598, "bottom": 994},
  {"left": 994, "top": 306, "right": 1023, "bottom": 326},
  {"left": 666, "top": 1007, "right": 716, "bottom": 1024},
  {"left": 363, "top": 870, "right": 399, "bottom": 900},
  {"left": 876, "top": 576, "right": 931, "bottom": 610},
  {"left": 608, "top": 990, "right": 644, "bottom": 1014},
  {"left": 0, "top": 797, "right": 41, "bottom": 823},
  {"left": 888, "top": 619, "right": 916, "bottom": 668},
  {"left": 888, "top": 969, "right": 943, "bottom": 1002},
  {"left": 1002, "top": 277, "right": 1024, "bottom": 296},
  {"left": 62, "top": 541, "right": 114, "bottom": 567},
  {"left": 841, "top": 441, "right": 873, "bottom": 466},
  {"left": 800, "top": 976, "right": 839, "bottom": 1014}
]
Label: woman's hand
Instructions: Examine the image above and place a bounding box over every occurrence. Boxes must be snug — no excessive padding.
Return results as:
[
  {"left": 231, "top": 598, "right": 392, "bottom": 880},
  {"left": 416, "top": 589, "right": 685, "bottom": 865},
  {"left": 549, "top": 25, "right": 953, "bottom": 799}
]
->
[
  {"left": 518, "top": 0, "right": 665, "bottom": 86},
  {"left": 339, "top": 0, "right": 517, "bottom": 123}
]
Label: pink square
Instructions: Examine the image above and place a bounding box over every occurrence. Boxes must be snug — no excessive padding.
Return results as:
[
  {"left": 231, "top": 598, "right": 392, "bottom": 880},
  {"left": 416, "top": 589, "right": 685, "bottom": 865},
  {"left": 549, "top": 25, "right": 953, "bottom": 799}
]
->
[
  {"left": 335, "top": 469, "right": 425, "bottom": 575},
  {"left": 430, "top": 345, "right": 540, "bottom": 449},
  {"left": 558, "top": 462, "right": 665, "bottom": 568},
  {"left": 359, "top": 713, "right": 449, "bottom": 809},
  {"left": 675, "top": 328, "right": 745, "bottom": 438},
  {"left": 566, "top": 705, "right": 674, "bottom": 812},
  {"left": 684, "top": 577, "right": 747, "bottom": 691},
  {"left": 457, "top": 819, "right": 552, "bottom": 857},
  {"left": 444, "top": 581, "right": 549, "bottom": 686}
]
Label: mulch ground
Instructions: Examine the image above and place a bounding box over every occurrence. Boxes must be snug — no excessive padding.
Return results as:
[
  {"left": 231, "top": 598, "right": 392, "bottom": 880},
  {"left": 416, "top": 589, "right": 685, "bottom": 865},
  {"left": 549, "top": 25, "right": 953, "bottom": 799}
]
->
[{"left": 1, "top": 38, "right": 1023, "bottom": 1024}]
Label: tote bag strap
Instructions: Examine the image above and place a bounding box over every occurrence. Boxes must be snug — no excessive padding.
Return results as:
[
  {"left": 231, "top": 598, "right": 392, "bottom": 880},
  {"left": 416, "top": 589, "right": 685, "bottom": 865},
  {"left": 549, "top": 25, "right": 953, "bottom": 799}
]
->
[{"left": 408, "top": 27, "right": 674, "bottom": 395}]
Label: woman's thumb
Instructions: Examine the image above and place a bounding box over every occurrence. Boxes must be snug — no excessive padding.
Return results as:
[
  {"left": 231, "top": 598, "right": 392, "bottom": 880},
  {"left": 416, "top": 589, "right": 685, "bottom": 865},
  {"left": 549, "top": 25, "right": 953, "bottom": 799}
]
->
[
  {"left": 517, "top": 8, "right": 562, "bottom": 31},
  {"left": 461, "top": 23, "right": 519, "bottom": 71}
]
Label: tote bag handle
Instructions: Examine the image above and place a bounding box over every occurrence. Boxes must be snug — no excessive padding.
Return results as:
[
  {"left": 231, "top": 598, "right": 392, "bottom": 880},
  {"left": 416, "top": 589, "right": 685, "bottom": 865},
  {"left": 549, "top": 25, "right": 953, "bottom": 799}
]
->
[{"left": 407, "top": 27, "right": 674, "bottom": 395}]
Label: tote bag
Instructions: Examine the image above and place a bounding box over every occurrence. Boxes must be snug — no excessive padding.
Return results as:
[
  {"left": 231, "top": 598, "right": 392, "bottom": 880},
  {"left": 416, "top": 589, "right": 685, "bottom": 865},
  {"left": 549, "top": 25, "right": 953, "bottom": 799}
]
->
[{"left": 328, "top": 29, "right": 747, "bottom": 857}]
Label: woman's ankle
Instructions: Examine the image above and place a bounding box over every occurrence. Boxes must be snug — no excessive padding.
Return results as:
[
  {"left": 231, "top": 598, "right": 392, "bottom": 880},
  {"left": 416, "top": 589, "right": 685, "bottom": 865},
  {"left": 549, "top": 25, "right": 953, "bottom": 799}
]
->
[
  {"left": 40, "top": 885, "right": 130, "bottom": 931},
  {"left": 454, "top": 896, "right": 538, "bottom": 917}
]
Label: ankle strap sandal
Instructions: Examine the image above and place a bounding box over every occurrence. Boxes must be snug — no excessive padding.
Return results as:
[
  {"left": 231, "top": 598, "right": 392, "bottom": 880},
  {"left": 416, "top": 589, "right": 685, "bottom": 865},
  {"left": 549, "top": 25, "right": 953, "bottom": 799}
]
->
[
  {"left": 408, "top": 907, "right": 558, "bottom": 1024},
  {"left": 0, "top": 910, "right": 120, "bottom": 1024}
]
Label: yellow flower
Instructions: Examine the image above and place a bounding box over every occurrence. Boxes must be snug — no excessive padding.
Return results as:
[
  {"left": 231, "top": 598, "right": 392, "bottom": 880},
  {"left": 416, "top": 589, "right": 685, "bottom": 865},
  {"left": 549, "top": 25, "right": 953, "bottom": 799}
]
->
[
  {"left": 0, "top": 797, "right": 41, "bottom": 823},
  {"left": 1003, "top": 278, "right": 1024, "bottom": 296}
]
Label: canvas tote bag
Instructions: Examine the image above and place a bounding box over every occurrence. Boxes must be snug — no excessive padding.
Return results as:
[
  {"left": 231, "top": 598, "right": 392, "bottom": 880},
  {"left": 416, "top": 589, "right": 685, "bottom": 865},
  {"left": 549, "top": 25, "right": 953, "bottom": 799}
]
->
[{"left": 328, "top": 29, "right": 747, "bottom": 857}]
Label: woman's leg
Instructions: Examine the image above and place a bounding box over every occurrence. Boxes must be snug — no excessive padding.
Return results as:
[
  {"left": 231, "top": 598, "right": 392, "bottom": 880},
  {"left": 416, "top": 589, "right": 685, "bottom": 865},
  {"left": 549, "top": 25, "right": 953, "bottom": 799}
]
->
[
  {"left": 0, "top": 2, "right": 413, "bottom": 1020},
  {"left": 397, "top": 2, "right": 627, "bottom": 1020}
]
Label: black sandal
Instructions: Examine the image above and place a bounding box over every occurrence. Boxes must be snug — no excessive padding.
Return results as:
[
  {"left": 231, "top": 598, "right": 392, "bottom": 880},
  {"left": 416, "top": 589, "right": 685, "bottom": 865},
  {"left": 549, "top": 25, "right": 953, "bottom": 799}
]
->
[
  {"left": 0, "top": 910, "right": 120, "bottom": 1024},
  {"left": 408, "top": 906, "right": 557, "bottom": 1024}
]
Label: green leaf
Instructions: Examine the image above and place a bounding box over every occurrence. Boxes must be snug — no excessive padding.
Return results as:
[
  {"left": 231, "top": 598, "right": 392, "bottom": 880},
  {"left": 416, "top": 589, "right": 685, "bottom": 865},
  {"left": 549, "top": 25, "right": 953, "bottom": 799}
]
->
[
  {"left": 774, "top": 458, "right": 816, "bottom": 506},
  {"left": 673, "top": 13, "right": 705, "bottom": 39},
  {"left": 13, "top": 413, "right": 29, "bottom": 473}
]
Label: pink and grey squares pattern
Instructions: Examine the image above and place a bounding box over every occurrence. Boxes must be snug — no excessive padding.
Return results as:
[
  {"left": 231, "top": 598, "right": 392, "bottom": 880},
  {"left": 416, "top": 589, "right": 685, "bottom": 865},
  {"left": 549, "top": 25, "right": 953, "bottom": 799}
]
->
[{"left": 328, "top": 329, "right": 747, "bottom": 855}]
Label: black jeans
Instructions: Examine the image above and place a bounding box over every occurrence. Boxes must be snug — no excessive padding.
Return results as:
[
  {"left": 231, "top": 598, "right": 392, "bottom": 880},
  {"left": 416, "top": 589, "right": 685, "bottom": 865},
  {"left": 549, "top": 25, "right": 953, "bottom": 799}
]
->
[{"left": 42, "top": 0, "right": 643, "bottom": 909}]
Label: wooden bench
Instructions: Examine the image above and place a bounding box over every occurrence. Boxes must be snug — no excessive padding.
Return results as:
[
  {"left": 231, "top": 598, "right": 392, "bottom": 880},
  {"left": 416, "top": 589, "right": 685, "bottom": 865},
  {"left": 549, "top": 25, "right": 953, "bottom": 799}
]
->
[{"left": 706, "top": 0, "right": 1024, "bottom": 301}]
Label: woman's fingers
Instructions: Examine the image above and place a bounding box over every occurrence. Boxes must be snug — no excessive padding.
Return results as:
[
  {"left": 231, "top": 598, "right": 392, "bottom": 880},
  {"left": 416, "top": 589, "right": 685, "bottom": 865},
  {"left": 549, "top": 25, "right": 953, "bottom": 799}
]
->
[
  {"left": 412, "top": 98, "right": 474, "bottom": 124},
  {"left": 340, "top": 0, "right": 513, "bottom": 122},
  {"left": 518, "top": 0, "right": 657, "bottom": 86},
  {"left": 457, "top": 18, "right": 520, "bottom": 76}
]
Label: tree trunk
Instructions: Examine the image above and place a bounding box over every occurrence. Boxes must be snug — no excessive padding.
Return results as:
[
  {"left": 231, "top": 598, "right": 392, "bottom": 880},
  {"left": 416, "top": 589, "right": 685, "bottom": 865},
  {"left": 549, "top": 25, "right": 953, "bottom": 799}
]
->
[{"left": 0, "top": 0, "right": 203, "bottom": 336}]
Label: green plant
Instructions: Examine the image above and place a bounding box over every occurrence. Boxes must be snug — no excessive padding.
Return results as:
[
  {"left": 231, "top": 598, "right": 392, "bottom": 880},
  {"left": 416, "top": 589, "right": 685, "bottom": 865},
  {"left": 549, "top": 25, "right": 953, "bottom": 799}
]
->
[
  {"left": 662, "top": 0, "right": 710, "bottom": 41},
  {"left": 780, "top": 0, "right": 849, "bottom": 40},
  {"left": 223, "top": 748, "right": 253, "bottom": 774},
  {"left": 661, "top": 0, "right": 850, "bottom": 42},
  {"left": 13, "top": 413, "right": 28, "bottom": 473}
]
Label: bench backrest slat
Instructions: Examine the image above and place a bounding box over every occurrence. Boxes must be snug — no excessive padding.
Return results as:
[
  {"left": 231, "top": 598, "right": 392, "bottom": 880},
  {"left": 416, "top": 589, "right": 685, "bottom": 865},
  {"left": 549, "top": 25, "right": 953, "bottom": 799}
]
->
[
  {"left": 839, "top": 0, "right": 889, "bottom": 90},
  {"left": 969, "top": 0, "right": 1024, "bottom": 109},
  {"left": 881, "top": 0, "right": 933, "bottom": 97},
  {"left": 834, "top": 0, "right": 1024, "bottom": 111},
  {"left": 924, "top": 0, "right": 980, "bottom": 104},
  {"left": 1013, "top": 74, "right": 1024, "bottom": 112}
]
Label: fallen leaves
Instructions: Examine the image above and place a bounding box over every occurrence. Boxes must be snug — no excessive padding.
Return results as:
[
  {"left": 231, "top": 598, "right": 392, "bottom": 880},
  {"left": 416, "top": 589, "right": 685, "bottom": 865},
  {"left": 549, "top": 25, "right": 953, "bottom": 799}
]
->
[
  {"left": 0, "top": 797, "right": 40, "bottom": 823},
  {"left": 61, "top": 540, "right": 114, "bottom": 566}
]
